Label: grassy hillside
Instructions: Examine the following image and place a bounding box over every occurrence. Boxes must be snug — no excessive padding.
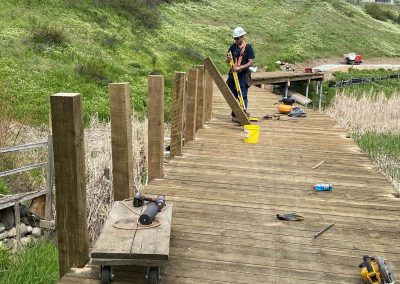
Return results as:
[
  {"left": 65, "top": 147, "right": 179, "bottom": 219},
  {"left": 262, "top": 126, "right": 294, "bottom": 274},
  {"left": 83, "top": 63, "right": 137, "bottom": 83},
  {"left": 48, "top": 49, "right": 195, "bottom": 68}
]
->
[{"left": 1, "top": 0, "right": 400, "bottom": 125}]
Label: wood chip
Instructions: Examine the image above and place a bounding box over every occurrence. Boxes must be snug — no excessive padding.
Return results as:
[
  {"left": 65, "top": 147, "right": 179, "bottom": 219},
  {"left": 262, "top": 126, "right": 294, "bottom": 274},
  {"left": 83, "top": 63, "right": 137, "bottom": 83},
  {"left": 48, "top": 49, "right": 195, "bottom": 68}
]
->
[{"left": 312, "top": 160, "right": 325, "bottom": 169}]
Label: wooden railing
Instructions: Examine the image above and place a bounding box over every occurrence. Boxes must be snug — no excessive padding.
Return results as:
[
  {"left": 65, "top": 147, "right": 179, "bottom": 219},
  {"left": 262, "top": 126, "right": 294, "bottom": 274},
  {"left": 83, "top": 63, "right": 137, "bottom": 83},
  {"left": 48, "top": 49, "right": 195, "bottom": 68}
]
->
[{"left": 52, "top": 64, "right": 214, "bottom": 277}]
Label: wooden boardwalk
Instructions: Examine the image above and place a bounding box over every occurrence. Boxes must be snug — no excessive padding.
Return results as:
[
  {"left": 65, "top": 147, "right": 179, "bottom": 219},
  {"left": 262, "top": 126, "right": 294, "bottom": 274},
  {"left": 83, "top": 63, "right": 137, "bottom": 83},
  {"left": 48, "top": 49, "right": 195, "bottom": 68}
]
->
[{"left": 60, "top": 85, "right": 400, "bottom": 283}]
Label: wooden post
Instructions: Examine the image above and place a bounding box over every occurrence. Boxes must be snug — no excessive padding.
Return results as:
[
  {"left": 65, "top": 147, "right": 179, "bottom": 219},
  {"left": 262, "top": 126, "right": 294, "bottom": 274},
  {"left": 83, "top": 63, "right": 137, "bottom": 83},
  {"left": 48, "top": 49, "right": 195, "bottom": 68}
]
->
[
  {"left": 45, "top": 134, "right": 53, "bottom": 221},
  {"left": 109, "top": 83, "right": 134, "bottom": 200},
  {"left": 50, "top": 93, "right": 89, "bottom": 277},
  {"left": 170, "top": 72, "right": 186, "bottom": 158},
  {"left": 14, "top": 202, "right": 20, "bottom": 246},
  {"left": 285, "top": 81, "right": 290, "bottom": 98},
  {"left": 305, "top": 79, "right": 310, "bottom": 98},
  {"left": 185, "top": 69, "right": 198, "bottom": 142},
  {"left": 319, "top": 81, "right": 323, "bottom": 112},
  {"left": 196, "top": 65, "right": 205, "bottom": 131},
  {"left": 203, "top": 58, "right": 250, "bottom": 125},
  {"left": 148, "top": 75, "right": 164, "bottom": 181},
  {"left": 204, "top": 70, "right": 213, "bottom": 121}
]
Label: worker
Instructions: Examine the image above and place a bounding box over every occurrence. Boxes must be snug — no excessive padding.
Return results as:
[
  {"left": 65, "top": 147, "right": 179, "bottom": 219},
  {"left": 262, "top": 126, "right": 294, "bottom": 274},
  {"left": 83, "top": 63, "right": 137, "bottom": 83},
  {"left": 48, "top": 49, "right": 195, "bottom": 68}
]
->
[{"left": 226, "top": 26, "right": 255, "bottom": 122}]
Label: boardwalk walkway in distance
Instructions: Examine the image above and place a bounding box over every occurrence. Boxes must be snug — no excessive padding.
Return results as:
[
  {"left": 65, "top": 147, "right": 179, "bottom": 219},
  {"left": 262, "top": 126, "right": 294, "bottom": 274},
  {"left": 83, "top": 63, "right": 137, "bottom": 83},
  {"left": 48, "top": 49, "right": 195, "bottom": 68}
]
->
[{"left": 60, "top": 85, "right": 400, "bottom": 284}]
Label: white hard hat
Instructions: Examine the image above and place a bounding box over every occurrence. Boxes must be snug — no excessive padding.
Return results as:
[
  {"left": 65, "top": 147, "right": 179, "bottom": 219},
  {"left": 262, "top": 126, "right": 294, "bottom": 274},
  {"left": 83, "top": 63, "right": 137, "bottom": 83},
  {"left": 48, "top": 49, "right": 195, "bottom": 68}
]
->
[{"left": 232, "top": 27, "right": 246, "bottom": 38}]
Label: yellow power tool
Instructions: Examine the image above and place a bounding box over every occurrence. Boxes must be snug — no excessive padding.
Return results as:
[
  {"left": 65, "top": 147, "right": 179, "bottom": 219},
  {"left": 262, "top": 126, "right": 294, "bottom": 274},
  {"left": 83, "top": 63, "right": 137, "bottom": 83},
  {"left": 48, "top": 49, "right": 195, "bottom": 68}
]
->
[{"left": 359, "top": 255, "right": 395, "bottom": 284}]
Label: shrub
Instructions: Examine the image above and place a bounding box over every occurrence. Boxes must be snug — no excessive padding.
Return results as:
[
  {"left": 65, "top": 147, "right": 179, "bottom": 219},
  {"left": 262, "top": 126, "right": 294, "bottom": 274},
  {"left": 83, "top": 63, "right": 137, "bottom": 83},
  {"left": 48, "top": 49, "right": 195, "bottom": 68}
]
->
[
  {"left": 365, "top": 3, "right": 387, "bottom": 21},
  {"left": 30, "top": 22, "right": 67, "bottom": 47},
  {"left": 76, "top": 60, "right": 112, "bottom": 85},
  {"left": 97, "top": 0, "right": 170, "bottom": 29},
  {"left": 102, "top": 34, "right": 120, "bottom": 49}
]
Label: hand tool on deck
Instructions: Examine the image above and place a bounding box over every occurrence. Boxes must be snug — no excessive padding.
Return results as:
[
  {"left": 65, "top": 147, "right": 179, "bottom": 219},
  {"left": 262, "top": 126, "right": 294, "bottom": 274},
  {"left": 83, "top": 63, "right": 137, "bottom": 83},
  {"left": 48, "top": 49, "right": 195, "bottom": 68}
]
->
[
  {"left": 276, "top": 213, "right": 304, "bottom": 221},
  {"left": 314, "top": 223, "right": 335, "bottom": 238},
  {"left": 359, "top": 255, "right": 395, "bottom": 284},
  {"left": 133, "top": 192, "right": 161, "bottom": 208},
  {"left": 139, "top": 195, "right": 166, "bottom": 225},
  {"left": 227, "top": 51, "right": 258, "bottom": 122}
]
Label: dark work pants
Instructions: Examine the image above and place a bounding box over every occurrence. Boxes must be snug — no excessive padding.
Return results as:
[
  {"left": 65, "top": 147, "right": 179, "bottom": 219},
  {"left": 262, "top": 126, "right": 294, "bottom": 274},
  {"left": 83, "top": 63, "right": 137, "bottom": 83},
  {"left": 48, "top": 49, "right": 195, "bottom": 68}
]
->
[{"left": 227, "top": 76, "right": 248, "bottom": 116}]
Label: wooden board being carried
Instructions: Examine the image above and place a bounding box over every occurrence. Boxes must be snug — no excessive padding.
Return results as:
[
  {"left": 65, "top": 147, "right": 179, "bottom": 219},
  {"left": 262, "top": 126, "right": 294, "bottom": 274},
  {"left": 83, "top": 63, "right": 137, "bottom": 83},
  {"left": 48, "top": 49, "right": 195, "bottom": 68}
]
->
[
  {"left": 203, "top": 57, "right": 251, "bottom": 126},
  {"left": 91, "top": 201, "right": 173, "bottom": 267}
]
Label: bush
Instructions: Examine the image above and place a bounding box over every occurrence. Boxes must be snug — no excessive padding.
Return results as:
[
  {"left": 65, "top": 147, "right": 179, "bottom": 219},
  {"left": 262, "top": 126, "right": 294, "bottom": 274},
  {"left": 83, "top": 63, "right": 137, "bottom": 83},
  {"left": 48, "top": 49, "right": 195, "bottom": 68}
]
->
[
  {"left": 76, "top": 60, "right": 112, "bottom": 85},
  {"left": 97, "top": 0, "right": 172, "bottom": 29},
  {"left": 30, "top": 22, "right": 67, "bottom": 47},
  {"left": 102, "top": 34, "right": 120, "bottom": 49},
  {"left": 364, "top": 3, "right": 400, "bottom": 23},
  {"left": 365, "top": 3, "right": 387, "bottom": 21}
]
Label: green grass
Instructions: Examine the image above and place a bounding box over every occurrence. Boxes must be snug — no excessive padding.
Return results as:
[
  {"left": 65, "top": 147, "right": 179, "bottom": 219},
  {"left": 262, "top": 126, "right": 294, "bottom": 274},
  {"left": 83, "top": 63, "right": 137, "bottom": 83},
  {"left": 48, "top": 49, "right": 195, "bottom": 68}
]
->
[
  {"left": 2, "top": 0, "right": 400, "bottom": 125},
  {"left": 0, "top": 180, "right": 10, "bottom": 195},
  {"left": 356, "top": 133, "right": 400, "bottom": 158},
  {"left": 355, "top": 133, "right": 400, "bottom": 181},
  {"left": 0, "top": 238, "right": 59, "bottom": 284}
]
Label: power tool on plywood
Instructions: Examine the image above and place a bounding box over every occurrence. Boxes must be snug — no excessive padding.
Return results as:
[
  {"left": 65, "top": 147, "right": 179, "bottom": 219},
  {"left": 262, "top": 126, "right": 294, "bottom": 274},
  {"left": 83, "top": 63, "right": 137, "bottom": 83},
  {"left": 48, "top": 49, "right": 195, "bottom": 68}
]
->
[
  {"left": 359, "top": 255, "right": 395, "bottom": 284},
  {"left": 133, "top": 192, "right": 166, "bottom": 225},
  {"left": 227, "top": 51, "right": 258, "bottom": 122}
]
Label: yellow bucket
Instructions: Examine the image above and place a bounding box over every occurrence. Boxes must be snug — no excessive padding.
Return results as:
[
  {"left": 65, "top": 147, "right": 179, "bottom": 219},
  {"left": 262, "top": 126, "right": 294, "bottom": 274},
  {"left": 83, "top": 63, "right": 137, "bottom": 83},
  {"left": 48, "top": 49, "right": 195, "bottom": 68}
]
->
[{"left": 243, "top": 125, "right": 260, "bottom": 144}]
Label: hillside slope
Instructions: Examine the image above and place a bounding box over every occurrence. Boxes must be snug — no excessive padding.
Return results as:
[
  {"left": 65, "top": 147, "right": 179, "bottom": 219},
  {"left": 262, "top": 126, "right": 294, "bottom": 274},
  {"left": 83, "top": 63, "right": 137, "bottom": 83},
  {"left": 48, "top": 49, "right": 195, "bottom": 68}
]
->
[{"left": 1, "top": 0, "right": 400, "bottom": 124}]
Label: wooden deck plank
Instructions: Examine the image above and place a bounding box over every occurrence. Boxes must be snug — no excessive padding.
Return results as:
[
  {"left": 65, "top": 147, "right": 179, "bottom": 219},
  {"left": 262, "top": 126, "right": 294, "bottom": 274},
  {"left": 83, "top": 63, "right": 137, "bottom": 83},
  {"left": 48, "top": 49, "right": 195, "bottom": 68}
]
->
[
  {"left": 130, "top": 203, "right": 172, "bottom": 258},
  {"left": 61, "top": 81, "right": 399, "bottom": 283}
]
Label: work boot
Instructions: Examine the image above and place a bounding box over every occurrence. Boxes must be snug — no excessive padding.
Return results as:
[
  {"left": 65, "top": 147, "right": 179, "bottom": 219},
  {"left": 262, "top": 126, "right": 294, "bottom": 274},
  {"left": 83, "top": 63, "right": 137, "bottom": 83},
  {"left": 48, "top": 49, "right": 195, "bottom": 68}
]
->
[{"left": 231, "top": 116, "right": 239, "bottom": 123}]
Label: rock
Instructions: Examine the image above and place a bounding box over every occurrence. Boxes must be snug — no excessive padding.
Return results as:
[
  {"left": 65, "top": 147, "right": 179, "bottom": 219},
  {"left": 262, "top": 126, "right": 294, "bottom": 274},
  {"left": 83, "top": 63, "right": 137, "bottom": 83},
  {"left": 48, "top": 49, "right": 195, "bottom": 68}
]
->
[
  {"left": 20, "top": 204, "right": 29, "bottom": 218},
  {"left": 0, "top": 232, "right": 7, "bottom": 240},
  {"left": 0, "top": 222, "right": 5, "bottom": 233},
  {"left": 21, "top": 236, "right": 34, "bottom": 246},
  {"left": 6, "top": 239, "right": 17, "bottom": 250},
  {"left": 32, "top": 227, "right": 41, "bottom": 237},
  {"left": 21, "top": 217, "right": 30, "bottom": 225},
  {"left": 19, "top": 223, "right": 28, "bottom": 237},
  {"left": 6, "top": 227, "right": 16, "bottom": 238},
  {"left": 0, "top": 208, "right": 14, "bottom": 229},
  {"left": 27, "top": 226, "right": 33, "bottom": 233}
]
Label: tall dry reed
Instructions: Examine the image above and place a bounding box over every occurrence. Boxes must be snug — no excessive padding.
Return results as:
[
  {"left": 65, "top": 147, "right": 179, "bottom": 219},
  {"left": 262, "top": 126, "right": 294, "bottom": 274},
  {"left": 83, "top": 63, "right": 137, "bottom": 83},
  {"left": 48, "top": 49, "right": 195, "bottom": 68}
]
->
[
  {"left": 85, "top": 114, "right": 148, "bottom": 245},
  {"left": 327, "top": 92, "right": 400, "bottom": 192},
  {"left": 1, "top": 112, "right": 148, "bottom": 245},
  {"left": 327, "top": 92, "right": 400, "bottom": 135}
]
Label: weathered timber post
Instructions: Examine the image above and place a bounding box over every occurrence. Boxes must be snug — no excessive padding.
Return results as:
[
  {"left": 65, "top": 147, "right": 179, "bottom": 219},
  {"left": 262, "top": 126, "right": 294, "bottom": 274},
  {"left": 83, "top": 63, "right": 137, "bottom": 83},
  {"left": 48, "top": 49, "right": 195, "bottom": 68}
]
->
[
  {"left": 184, "top": 69, "right": 198, "bottom": 142},
  {"left": 285, "top": 81, "right": 290, "bottom": 98},
  {"left": 305, "top": 79, "right": 310, "bottom": 98},
  {"left": 44, "top": 134, "right": 54, "bottom": 221},
  {"left": 196, "top": 65, "right": 205, "bottom": 131},
  {"left": 109, "top": 83, "right": 134, "bottom": 200},
  {"left": 14, "top": 203, "right": 20, "bottom": 245},
  {"left": 204, "top": 70, "right": 213, "bottom": 121},
  {"left": 148, "top": 75, "right": 164, "bottom": 181},
  {"left": 170, "top": 72, "right": 186, "bottom": 158},
  {"left": 319, "top": 81, "right": 324, "bottom": 112},
  {"left": 50, "top": 93, "right": 89, "bottom": 278}
]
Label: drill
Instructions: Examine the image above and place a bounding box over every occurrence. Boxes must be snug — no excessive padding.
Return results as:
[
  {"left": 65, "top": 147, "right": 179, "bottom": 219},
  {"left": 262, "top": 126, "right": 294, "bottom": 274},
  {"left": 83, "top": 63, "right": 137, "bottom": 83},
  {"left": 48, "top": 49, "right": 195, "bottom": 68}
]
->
[{"left": 133, "top": 192, "right": 166, "bottom": 225}]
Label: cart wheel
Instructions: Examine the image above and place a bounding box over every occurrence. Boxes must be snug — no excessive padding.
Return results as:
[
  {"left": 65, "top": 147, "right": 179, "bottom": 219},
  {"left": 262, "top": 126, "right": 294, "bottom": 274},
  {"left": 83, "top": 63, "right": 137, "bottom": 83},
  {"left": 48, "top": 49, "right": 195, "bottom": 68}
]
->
[
  {"left": 100, "top": 266, "right": 112, "bottom": 284},
  {"left": 147, "top": 267, "right": 160, "bottom": 284}
]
